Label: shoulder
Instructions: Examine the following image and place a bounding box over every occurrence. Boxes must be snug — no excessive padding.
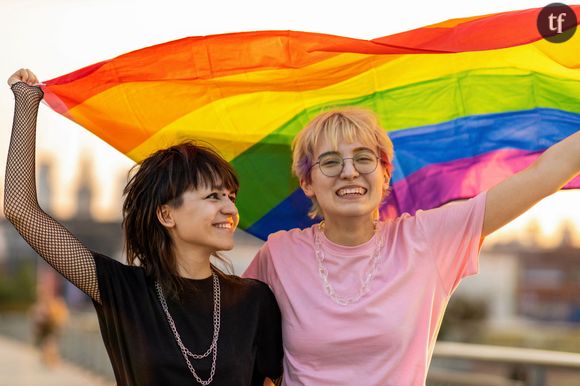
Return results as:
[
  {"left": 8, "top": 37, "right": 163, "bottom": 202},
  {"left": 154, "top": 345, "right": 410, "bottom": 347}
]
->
[
  {"left": 92, "top": 251, "right": 144, "bottom": 278},
  {"left": 414, "top": 193, "right": 487, "bottom": 225},
  {"left": 383, "top": 193, "right": 487, "bottom": 247},
  {"left": 380, "top": 211, "right": 415, "bottom": 234},
  {"left": 92, "top": 251, "right": 121, "bottom": 267},
  {"left": 265, "top": 226, "right": 315, "bottom": 248},
  {"left": 92, "top": 252, "right": 150, "bottom": 306},
  {"left": 393, "top": 193, "right": 485, "bottom": 224},
  {"left": 256, "top": 226, "right": 316, "bottom": 268},
  {"left": 221, "top": 274, "right": 268, "bottom": 290},
  {"left": 220, "top": 274, "right": 276, "bottom": 301}
]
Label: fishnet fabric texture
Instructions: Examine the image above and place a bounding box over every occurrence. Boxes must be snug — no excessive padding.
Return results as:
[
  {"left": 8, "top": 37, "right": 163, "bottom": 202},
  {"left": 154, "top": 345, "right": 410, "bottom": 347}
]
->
[{"left": 4, "top": 82, "right": 100, "bottom": 303}]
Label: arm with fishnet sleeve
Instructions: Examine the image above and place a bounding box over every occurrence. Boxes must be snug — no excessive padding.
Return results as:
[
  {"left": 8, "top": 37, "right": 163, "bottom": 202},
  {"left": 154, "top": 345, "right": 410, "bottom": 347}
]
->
[{"left": 4, "top": 82, "right": 101, "bottom": 303}]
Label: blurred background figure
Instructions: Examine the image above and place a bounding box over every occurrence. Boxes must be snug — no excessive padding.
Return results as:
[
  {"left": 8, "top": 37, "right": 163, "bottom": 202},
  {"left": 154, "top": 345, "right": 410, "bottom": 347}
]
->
[{"left": 30, "top": 270, "right": 69, "bottom": 368}]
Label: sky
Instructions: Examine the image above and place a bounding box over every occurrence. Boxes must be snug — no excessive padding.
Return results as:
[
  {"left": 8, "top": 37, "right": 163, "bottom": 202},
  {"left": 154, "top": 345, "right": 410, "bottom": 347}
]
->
[{"left": 0, "top": 0, "right": 579, "bottom": 248}]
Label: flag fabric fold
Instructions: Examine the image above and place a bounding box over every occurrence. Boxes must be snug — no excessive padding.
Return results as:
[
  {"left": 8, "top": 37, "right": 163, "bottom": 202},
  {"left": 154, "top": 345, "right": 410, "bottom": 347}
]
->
[{"left": 42, "top": 6, "right": 580, "bottom": 240}]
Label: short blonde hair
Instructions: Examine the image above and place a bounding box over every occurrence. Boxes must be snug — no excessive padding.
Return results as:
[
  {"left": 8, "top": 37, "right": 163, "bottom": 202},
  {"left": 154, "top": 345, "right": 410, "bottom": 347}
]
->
[{"left": 291, "top": 107, "right": 394, "bottom": 219}]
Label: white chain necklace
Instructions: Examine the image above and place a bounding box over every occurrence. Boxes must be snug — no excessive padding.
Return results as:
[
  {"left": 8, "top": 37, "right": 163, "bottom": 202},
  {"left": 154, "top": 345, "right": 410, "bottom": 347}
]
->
[
  {"left": 155, "top": 273, "right": 221, "bottom": 385},
  {"left": 314, "top": 221, "right": 385, "bottom": 306}
]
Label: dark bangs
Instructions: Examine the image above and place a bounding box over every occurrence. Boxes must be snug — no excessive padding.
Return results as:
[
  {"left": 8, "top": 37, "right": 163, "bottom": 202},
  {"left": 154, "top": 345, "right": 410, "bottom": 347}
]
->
[{"left": 157, "top": 143, "right": 239, "bottom": 207}]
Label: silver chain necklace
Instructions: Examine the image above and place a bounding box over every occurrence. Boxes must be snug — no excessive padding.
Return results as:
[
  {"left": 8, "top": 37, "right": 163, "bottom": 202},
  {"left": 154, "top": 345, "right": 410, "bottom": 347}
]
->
[
  {"left": 314, "top": 222, "right": 385, "bottom": 306},
  {"left": 155, "top": 273, "right": 221, "bottom": 385}
]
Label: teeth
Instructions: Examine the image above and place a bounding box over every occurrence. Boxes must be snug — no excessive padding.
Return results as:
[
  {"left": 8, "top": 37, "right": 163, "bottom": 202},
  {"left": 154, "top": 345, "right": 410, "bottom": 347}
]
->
[
  {"left": 214, "top": 223, "right": 233, "bottom": 229},
  {"left": 337, "top": 187, "right": 366, "bottom": 197}
]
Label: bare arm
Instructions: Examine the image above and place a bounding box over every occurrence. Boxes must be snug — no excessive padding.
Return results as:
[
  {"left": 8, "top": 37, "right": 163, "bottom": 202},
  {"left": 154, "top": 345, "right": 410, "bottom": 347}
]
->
[
  {"left": 483, "top": 130, "right": 580, "bottom": 236},
  {"left": 4, "top": 69, "right": 101, "bottom": 303}
]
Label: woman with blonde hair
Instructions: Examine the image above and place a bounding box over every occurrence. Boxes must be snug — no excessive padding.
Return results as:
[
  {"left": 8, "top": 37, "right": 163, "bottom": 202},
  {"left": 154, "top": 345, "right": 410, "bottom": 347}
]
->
[{"left": 244, "top": 107, "right": 580, "bottom": 385}]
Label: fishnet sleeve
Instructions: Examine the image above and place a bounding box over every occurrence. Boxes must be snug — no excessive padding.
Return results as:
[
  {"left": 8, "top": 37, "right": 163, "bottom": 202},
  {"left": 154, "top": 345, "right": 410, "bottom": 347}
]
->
[{"left": 4, "top": 82, "right": 101, "bottom": 303}]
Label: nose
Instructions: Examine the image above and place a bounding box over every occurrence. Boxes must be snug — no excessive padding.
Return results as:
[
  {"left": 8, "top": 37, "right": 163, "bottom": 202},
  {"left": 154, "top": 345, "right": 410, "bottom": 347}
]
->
[
  {"left": 221, "top": 196, "right": 239, "bottom": 224},
  {"left": 222, "top": 197, "right": 238, "bottom": 215},
  {"left": 340, "top": 158, "right": 359, "bottom": 179}
]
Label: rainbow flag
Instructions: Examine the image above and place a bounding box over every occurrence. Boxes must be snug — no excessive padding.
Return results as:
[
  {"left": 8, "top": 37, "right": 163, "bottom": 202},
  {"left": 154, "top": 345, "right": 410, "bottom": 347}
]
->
[{"left": 42, "top": 7, "right": 580, "bottom": 240}]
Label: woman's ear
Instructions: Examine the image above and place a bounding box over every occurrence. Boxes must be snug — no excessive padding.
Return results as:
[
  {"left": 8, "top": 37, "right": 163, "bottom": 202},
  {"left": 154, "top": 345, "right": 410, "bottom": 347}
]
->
[
  {"left": 300, "top": 178, "right": 315, "bottom": 198},
  {"left": 382, "top": 172, "right": 391, "bottom": 194},
  {"left": 384, "top": 170, "right": 391, "bottom": 186},
  {"left": 383, "top": 179, "right": 390, "bottom": 192},
  {"left": 156, "top": 205, "right": 175, "bottom": 228}
]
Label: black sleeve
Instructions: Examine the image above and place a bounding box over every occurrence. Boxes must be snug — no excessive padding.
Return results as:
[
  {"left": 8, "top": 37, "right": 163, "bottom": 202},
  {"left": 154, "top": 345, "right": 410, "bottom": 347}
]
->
[{"left": 92, "top": 252, "right": 151, "bottom": 315}]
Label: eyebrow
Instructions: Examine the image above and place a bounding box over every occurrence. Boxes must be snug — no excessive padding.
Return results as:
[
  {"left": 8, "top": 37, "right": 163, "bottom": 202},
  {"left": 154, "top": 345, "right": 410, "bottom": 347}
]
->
[{"left": 317, "top": 147, "right": 375, "bottom": 158}]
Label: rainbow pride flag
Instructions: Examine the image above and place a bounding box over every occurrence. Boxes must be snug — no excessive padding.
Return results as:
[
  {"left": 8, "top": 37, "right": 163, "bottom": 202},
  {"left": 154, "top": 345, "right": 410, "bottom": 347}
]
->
[{"left": 42, "top": 7, "right": 580, "bottom": 240}]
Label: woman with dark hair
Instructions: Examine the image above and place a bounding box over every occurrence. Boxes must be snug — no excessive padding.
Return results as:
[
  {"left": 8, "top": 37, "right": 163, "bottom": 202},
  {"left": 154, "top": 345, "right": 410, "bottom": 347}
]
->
[{"left": 4, "top": 69, "right": 283, "bottom": 386}]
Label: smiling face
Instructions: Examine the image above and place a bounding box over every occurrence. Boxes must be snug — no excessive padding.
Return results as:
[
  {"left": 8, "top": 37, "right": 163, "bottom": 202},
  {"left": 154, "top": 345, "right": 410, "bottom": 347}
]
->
[
  {"left": 158, "top": 185, "right": 239, "bottom": 258},
  {"left": 292, "top": 108, "right": 394, "bottom": 220},
  {"left": 123, "top": 142, "right": 241, "bottom": 296},
  {"left": 301, "top": 136, "right": 390, "bottom": 222}
]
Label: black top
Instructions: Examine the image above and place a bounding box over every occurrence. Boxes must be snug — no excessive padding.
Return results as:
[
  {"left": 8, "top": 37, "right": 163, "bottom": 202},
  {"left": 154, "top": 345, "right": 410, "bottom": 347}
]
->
[
  {"left": 93, "top": 253, "right": 283, "bottom": 386},
  {"left": 4, "top": 82, "right": 282, "bottom": 386}
]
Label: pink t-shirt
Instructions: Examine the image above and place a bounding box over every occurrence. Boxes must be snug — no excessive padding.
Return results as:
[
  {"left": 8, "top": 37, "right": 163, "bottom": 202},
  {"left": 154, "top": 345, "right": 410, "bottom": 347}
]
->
[{"left": 243, "top": 193, "right": 486, "bottom": 386}]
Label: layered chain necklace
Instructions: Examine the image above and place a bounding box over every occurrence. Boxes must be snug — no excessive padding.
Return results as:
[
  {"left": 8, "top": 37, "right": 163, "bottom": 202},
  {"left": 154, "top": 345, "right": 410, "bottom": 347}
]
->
[
  {"left": 155, "top": 273, "right": 221, "bottom": 385},
  {"left": 314, "top": 221, "right": 385, "bottom": 306}
]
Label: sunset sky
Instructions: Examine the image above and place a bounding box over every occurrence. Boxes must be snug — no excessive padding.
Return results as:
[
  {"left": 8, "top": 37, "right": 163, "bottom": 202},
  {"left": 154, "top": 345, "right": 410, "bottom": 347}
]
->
[{"left": 0, "top": 0, "right": 578, "bottom": 248}]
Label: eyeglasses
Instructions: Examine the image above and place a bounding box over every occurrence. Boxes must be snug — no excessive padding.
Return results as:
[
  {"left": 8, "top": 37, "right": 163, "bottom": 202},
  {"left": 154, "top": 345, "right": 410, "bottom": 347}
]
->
[{"left": 311, "top": 149, "right": 382, "bottom": 177}]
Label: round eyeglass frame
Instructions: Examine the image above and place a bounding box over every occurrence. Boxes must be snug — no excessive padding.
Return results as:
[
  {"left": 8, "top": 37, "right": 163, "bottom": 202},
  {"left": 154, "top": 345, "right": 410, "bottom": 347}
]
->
[{"left": 310, "top": 152, "right": 385, "bottom": 177}]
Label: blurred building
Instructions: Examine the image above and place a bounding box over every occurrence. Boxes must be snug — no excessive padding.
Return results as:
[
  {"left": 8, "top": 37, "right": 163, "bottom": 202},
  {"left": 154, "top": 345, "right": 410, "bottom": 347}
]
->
[
  {"left": 517, "top": 228, "right": 580, "bottom": 323},
  {"left": 452, "top": 224, "right": 580, "bottom": 328}
]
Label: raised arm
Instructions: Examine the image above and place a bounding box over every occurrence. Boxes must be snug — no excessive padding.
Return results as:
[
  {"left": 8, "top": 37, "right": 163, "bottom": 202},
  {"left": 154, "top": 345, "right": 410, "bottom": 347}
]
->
[
  {"left": 483, "top": 130, "right": 580, "bottom": 236},
  {"left": 4, "top": 69, "right": 101, "bottom": 303}
]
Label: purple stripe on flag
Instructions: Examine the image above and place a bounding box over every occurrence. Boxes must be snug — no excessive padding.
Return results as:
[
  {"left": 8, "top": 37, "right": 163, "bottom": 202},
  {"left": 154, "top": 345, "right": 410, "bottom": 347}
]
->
[{"left": 383, "top": 148, "right": 580, "bottom": 217}]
